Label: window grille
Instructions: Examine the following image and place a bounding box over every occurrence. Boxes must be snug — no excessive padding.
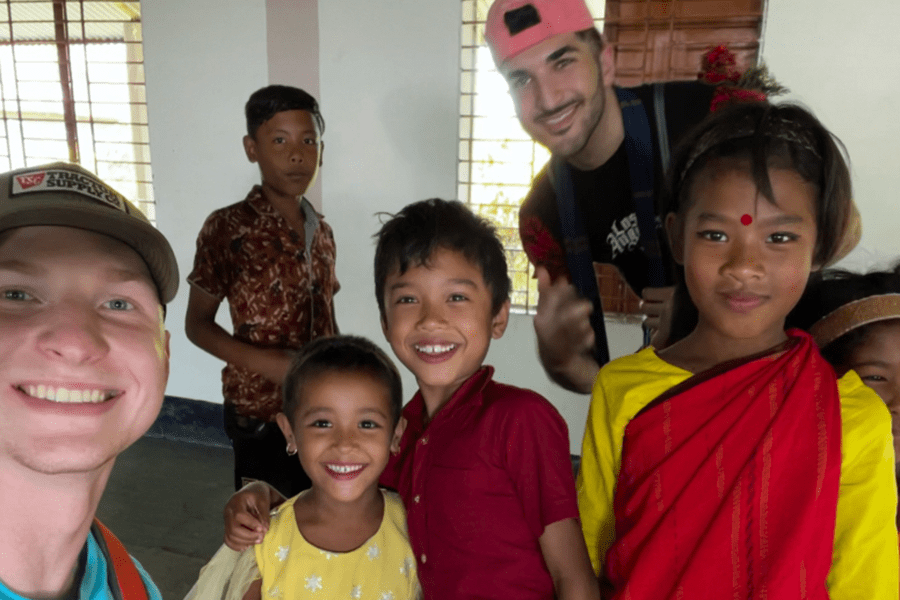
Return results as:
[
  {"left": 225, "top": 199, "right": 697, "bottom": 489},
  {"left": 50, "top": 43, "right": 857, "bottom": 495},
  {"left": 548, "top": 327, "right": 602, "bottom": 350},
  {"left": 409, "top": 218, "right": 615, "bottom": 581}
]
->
[
  {"left": 458, "top": 0, "right": 763, "bottom": 313},
  {"left": 0, "top": 0, "right": 154, "bottom": 220}
]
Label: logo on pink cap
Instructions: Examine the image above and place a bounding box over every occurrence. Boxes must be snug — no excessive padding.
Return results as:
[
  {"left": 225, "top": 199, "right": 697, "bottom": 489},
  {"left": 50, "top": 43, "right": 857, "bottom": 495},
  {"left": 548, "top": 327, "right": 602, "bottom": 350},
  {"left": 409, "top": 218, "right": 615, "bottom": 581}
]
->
[{"left": 484, "top": 0, "right": 596, "bottom": 64}]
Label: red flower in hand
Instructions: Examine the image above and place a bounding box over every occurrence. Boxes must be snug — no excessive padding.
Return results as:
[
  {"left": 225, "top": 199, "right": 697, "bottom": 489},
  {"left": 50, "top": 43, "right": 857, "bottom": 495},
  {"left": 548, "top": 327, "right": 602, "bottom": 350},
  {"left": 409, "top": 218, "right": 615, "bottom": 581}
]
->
[{"left": 520, "top": 215, "right": 569, "bottom": 282}]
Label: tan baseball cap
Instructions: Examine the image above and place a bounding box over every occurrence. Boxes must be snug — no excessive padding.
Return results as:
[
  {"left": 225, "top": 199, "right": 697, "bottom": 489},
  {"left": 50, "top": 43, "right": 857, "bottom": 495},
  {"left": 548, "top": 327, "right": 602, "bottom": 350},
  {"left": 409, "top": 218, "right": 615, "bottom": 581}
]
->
[{"left": 0, "top": 162, "right": 179, "bottom": 303}]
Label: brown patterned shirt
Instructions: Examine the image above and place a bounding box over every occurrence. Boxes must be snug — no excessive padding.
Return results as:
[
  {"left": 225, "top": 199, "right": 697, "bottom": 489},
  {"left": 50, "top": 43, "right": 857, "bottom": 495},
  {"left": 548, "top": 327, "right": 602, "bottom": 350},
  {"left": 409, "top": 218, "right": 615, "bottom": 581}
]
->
[{"left": 188, "top": 186, "right": 339, "bottom": 421}]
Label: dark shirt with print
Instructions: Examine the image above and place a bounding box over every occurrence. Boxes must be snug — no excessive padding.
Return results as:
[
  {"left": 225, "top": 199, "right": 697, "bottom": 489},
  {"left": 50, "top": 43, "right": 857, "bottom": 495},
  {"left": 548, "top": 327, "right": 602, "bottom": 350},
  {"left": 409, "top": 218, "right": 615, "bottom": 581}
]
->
[{"left": 519, "top": 81, "right": 716, "bottom": 296}]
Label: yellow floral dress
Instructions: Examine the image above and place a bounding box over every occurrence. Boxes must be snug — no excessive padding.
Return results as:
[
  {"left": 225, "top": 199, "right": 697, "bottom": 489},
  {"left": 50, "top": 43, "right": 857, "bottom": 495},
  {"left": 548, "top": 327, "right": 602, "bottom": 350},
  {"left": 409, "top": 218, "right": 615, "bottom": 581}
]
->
[{"left": 255, "top": 490, "right": 420, "bottom": 600}]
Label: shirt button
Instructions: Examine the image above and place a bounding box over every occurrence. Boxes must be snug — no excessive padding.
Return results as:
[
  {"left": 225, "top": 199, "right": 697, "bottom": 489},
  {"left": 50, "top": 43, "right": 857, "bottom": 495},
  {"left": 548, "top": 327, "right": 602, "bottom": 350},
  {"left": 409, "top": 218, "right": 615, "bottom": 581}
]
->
[
  {"left": 420, "top": 436, "right": 429, "bottom": 445},
  {"left": 420, "top": 554, "right": 427, "bottom": 564},
  {"left": 413, "top": 495, "right": 420, "bottom": 503}
]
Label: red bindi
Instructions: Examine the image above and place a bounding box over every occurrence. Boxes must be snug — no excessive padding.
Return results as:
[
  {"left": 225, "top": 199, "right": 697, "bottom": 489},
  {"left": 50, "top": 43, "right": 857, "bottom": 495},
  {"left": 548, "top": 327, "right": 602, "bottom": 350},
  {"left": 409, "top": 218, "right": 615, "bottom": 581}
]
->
[{"left": 741, "top": 214, "right": 753, "bottom": 226}]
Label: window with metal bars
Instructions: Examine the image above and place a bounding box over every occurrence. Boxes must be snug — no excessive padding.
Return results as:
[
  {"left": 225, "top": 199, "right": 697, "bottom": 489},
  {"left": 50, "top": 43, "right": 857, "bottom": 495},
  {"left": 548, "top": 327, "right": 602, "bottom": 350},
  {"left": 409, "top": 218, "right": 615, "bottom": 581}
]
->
[
  {"left": 458, "top": 0, "right": 763, "bottom": 314},
  {"left": 0, "top": 0, "right": 154, "bottom": 221}
]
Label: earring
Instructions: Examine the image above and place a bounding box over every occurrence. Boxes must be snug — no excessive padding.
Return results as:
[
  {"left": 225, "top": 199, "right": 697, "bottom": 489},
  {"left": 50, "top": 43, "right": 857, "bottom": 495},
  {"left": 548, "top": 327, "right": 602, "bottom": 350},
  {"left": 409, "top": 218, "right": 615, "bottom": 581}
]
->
[{"left": 286, "top": 443, "right": 297, "bottom": 456}]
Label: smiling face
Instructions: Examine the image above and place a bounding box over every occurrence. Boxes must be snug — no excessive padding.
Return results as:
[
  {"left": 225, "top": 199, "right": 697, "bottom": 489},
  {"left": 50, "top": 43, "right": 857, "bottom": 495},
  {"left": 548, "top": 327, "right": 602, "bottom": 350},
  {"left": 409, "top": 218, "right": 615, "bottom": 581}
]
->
[
  {"left": 843, "top": 320, "right": 900, "bottom": 463},
  {"left": 243, "top": 109, "right": 323, "bottom": 203},
  {"left": 0, "top": 226, "right": 169, "bottom": 476},
  {"left": 381, "top": 247, "right": 509, "bottom": 414},
  {"left": 500, "top": 32, "right": 612, "bottom": 164},
  {"left": 668, "top": 163, "right": 818, "bottom": 356},
  {"left": 277, "top": 369, "right": 402, "bottom": 507}
]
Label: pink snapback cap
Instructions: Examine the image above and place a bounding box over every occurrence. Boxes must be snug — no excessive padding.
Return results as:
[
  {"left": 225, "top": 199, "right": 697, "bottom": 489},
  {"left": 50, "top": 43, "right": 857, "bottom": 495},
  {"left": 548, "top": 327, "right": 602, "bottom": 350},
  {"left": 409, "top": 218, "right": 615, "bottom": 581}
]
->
[{"left": 485, "top": 0, "right": 595, "bottom": 64}]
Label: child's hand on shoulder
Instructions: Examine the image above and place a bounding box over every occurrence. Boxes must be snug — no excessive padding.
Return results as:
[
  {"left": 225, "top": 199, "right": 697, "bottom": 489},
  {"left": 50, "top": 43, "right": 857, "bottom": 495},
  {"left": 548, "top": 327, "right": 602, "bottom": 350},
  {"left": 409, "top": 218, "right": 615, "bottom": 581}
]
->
[{"left": 224, "top": 480, "right": 282, "bottom": 550}]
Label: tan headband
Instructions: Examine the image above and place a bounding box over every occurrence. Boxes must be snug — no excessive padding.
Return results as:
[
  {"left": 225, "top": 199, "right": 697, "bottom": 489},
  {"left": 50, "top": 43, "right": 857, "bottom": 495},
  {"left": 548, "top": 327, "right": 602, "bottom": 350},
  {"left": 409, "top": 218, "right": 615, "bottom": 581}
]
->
[{"left": 809, "top": 293, "right": 900, "bottom": 348}]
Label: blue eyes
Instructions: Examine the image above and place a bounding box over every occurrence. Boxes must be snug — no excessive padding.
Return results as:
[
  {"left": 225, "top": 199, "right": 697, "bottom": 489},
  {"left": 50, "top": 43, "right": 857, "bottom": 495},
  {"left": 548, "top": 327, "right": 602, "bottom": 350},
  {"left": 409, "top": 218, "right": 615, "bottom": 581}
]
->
[
  {"left": 105, "top": 298, "right": 134, "bottom": 311},
  {"left": 0, "top": 287, "right": 149, "bottom": 314}
]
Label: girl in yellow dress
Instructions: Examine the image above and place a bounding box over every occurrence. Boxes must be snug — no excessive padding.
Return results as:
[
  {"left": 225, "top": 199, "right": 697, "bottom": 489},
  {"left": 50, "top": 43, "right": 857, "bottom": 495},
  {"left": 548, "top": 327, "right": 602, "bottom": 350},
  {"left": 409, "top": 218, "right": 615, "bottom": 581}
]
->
[{"left": 189, "top": 335, "right": 420, "bottom": 600}]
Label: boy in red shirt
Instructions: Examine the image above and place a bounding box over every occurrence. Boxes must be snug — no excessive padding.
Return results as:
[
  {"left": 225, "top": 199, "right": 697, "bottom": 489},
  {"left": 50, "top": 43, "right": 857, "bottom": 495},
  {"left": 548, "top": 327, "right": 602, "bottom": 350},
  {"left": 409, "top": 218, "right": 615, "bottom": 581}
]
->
[{"left": 225, "top": 200, "right": 598, "bottom": 599}]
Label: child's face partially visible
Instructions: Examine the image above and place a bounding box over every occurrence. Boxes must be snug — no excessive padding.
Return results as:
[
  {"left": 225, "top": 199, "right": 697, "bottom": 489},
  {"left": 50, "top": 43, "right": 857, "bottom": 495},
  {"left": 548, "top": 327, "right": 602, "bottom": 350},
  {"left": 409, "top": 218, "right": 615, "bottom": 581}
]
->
[
  {"left": 381, "top": 247, "right": 509, "bottom": 412},
  {"left": 243, "top": 109, "right": 322, "bottom": 202},
  {"left": 277, "top": 370, "right": 401, "bottom": 506},
  {"left": 845, "top": 320, "right": 900, "bottom": 463},
  {"left": 670, "top": 164, "right": 817, "bottom": 352}
]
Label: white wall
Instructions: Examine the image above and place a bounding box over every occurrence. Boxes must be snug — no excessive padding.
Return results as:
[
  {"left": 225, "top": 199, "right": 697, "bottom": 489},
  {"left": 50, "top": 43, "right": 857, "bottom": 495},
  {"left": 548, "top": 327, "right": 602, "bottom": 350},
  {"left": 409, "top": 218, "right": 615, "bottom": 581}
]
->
[
  {"left": 316, "top": 0, "right": 466, "bottom": 420},
  {"left": 141, "top": 0, "right": 269, "bottom": 404},
  {"left": 143, "top": 0, "right": 899, "bottom": 453},
  {"left": 266, "top": 0, "right": 323, "bottom": 211},
  {"left": 762, "top": 0, "right": 900, "bottom": 269}
]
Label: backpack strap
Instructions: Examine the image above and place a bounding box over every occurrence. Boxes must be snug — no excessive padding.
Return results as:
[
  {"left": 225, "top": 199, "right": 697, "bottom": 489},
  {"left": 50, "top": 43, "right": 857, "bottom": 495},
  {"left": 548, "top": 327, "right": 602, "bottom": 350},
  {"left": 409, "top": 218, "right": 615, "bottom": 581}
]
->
[
  {"left": 652, "top": 82, "right": 671, "bottom": 170},
  {"left": 550, "top": 86, "right": 667, "bottom": 363},
  {"left": 91, "top": 519, "right": 149, "bottom": 600},
  {"left": 617, "top": 86, "right": 666, "bottom": 289},
  {"left": 550, "top": 155, "right": 610, "bottom": 366}
]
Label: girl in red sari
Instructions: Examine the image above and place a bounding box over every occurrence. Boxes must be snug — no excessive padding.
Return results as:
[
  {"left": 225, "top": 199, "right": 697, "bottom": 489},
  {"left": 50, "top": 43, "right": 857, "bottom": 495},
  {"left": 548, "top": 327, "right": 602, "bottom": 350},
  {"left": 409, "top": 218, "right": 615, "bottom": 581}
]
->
[{"left": 578, "top": 102, "right": 899, "bottom": 599}]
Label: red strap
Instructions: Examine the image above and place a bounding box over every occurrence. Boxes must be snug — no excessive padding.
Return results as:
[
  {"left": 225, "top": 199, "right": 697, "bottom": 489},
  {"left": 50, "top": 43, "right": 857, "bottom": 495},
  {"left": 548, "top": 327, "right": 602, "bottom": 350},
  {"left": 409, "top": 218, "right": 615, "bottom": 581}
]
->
[{"left": 92, "top": 519, "right": 149, "bottom": 600}]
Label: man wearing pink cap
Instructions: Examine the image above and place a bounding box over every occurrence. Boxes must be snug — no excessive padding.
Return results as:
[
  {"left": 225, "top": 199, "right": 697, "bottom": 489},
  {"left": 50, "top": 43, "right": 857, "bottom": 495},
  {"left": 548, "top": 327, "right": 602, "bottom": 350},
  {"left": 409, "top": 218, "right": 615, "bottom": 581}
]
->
[{"left": 485, "top": 0, "right": 720, "bottom": 393}]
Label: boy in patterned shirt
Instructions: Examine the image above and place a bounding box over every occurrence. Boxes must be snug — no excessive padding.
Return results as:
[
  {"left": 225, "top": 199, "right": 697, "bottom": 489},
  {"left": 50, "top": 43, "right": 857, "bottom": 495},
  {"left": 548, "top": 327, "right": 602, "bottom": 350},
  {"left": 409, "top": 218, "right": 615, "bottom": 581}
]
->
[{"left": 186, "top": 85, "right": 339, "bottom": 497}]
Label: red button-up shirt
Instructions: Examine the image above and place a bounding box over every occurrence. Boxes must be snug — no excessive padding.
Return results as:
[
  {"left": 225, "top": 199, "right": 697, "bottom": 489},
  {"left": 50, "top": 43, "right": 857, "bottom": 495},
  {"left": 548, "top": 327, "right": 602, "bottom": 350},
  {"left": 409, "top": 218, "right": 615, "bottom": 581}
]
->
[{"left": 381, "top": 367, "right": 579, "bottom": 599}]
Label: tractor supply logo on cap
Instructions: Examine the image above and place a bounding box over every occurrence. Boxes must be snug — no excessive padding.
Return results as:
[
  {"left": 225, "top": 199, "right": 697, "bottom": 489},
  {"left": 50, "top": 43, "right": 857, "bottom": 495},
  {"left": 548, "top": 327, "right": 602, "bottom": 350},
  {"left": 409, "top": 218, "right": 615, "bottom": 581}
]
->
[
  {"left": 12, "top": 169, "right": 126, "bottom": 212},
  {"left": 16, "top": 172, "right": 45, "bottom": 189}
]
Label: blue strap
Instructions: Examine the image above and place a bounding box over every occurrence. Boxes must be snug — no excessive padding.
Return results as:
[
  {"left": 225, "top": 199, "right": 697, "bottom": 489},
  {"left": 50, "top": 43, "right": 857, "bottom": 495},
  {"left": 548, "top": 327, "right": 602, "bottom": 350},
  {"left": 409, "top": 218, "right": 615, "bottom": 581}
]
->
[
  {"left": 618, "top": 87, "right": 666, "bottom": 289},
  {"left": 550, "top": 86, "right": 666, "bottom": 363},
  {"left": 550, "top": 156, "right": 609, "bottom": 365}
]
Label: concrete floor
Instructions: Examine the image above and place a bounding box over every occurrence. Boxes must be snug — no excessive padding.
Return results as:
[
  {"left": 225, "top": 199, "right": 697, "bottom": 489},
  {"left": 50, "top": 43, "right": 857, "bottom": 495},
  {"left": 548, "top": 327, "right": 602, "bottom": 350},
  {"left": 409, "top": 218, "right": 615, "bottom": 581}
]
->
[{"left": 96, "top": 435, "right": 235, "bottom": 600}]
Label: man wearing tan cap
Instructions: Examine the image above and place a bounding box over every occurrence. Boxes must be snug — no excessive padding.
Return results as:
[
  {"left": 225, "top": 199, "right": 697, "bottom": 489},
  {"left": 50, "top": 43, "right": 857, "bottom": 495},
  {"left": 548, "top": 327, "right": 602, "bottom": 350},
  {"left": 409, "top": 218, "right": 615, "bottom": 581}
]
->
[
  {"left": 0, "top": 163, "right": 178, "bottom": 600},
  {"left": 485, "top": 0, "right": 726, "bottom": 392}
]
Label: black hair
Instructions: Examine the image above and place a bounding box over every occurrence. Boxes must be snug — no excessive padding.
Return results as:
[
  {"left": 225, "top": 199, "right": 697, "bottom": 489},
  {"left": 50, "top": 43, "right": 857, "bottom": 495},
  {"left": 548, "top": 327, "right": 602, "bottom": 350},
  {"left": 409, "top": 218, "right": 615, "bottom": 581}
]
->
[
  {"left": 575, "top": 27, "right": 604, "bottom": 54},
  {"left": 282, "top": 335, "right": 402, "bottom": 427},
  {"left": 663, "top": 101, "right": 854, "bottom": 344},
  {"left": 245, "top": 85, "right": 325, "bottom": 139},
  {"left": 373, "top": 199, "right": 511, "bottom": 320},
  {"left": 786, "top": 263, "right": 900, "bottom": 369}
]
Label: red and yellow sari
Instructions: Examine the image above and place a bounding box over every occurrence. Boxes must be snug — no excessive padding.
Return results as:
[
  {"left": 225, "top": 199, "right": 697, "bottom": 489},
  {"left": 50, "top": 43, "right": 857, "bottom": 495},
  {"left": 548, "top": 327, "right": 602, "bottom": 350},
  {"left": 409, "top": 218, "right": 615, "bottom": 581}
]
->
[
  {"left": 604, "top": 333, "right": 841, "bottom": 598},
  {"left": 580, "top": 330, "right": 899, "bottom": 598}
]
